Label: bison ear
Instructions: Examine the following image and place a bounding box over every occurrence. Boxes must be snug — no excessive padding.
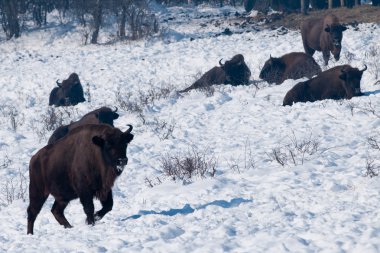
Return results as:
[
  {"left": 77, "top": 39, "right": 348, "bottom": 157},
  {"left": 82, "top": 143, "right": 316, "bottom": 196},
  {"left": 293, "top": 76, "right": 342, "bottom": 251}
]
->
[
  {"left": 324, "top": 26, "right": 331, "bottom": 33},
  {"left": 92, "top": 136, "right": 105, "bottom": 147},
  {"left": 340, "top": 26, "right": 347, "bottom": 32},
  {"left": 339, "top": 73, "right": 347, "bottom": 81},
  {"left": 113, "top": 113, "right": 119, "bottom": 120},
  {"left": 122, "top": 133, "right": 134, "bottom": 143}
]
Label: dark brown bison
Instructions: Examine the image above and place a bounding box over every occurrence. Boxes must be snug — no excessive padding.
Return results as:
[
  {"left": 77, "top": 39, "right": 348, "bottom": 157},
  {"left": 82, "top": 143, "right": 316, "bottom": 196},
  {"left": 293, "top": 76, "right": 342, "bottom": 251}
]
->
[
  {"left": 49, "top": 73, "right": 86, "bottom": 106},
  {"left": 27, "top": 124, "right": 134, "bottom": 234},
  {"left": 301, "top": 14, "right": 347, "bottom": 65},
  {"left": 48, "top": 107, "right": 120, "bottom": 145},
  {"left": 180, "top": 54, "right": 251, "bottom": 93},
  {"left": 283, "top": 64, "right": 367, "bottom": 106},
  {"left": 259, "top": 52, "right": 321, "bottom": 85}
]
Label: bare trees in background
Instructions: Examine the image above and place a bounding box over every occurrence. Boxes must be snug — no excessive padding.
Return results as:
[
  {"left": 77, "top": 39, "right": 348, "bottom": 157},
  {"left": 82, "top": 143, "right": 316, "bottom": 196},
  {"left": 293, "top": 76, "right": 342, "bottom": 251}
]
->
[{"left": 0, "top": 0, "right": 158, "bottom": 43}]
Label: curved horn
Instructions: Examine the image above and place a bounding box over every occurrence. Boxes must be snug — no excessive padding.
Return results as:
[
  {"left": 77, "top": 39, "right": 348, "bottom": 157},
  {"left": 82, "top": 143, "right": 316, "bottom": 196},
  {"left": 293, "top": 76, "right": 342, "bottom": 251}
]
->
[
  {"left": 113, "top": 106, "right": 118, "bottom": 113},
  {"left": 125, "top": 124, "right": 133, "bottom": 134},
  {"left": 219, "top": 59, "right": 224, "bottom": 66},
  {"left": 270, "top": 54, "right": 273, "bottom": 60},
  {"left": 361, "top": 64, "right": 367, "bottom": 72},
  {"left": 56, "top": 79, "right": 62, "bottom": 87}
]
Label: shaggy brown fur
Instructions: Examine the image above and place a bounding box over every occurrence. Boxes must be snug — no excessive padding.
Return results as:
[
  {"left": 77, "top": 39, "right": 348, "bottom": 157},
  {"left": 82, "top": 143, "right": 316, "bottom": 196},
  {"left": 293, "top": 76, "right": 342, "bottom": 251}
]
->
[
  {"left": 27, "top": 124, "right": 133, "bottom": 234},
  {"left": 49, "top": 73, "right": 86, "bottom": 106},
  {"left": 47, "top": 107, "right": 119, "bottom": 145},
  {"left": 259, "top": 52, "right": 321, "bottom": 85},
  {"left": 180, "top": 54, "right": 251, "bottom": 92},
  {"left": 283, "top": 64, "right": 367, "bottom": 106},
  {"left": 301, "top": 14, "right": 347, "bottom": 66}
]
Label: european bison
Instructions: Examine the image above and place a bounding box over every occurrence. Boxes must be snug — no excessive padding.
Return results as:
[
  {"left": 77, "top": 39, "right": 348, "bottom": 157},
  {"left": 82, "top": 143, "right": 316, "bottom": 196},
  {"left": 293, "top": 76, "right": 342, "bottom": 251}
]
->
[
  {"left": 283, "top": 64, "right": 367, "bottom": 106},
  {"left": 180, "top": 54, "right": 251, "bottom": 92},
  {"left": 49, "top": 73, "right": 86, "bottom": 106},
  {"left": 301, "top": 14, "right": 347, "bottom": 65},
  {"left": 48, "top": 107, "right": 120, "bottom": 145},
  {"left": 259, "top": 52, "right": 321, "bottom": 85},
  {"left": 27, "top": 124, "right": 134, "bottom": 234}
]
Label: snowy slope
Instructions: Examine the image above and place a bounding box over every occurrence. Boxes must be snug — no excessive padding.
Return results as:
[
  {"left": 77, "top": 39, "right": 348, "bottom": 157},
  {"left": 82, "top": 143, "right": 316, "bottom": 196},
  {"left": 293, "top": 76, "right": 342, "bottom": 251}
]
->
[{"left": 0, "top": 4, "right": 380, "bottom": 253}]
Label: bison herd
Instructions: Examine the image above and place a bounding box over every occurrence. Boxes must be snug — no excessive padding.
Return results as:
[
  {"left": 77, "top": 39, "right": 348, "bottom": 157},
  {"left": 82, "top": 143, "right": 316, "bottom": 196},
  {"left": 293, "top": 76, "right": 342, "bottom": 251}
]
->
[
  {"left": 181, "top": 14, "right": 367, "bottom": 106},
  {"left": 28, "top": 12, "right": 370, "bottom": 234}
]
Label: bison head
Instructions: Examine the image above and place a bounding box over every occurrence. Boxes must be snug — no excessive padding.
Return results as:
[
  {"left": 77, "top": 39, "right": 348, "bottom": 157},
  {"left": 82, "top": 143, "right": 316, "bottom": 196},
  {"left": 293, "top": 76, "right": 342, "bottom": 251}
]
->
[
  {"left": 92, "top": 125, "right": 134, "bottom": 175},
  {"left": 96, "top": 107, "right": 119, "bottom": 126},
  {"left": 339, "top": 65, "right": 367, "bottom": 98},
  {"left": 220, "top": 54, "right": 251, "bottom": 85},
  {"left": 324, "top": 24, "right": 347, "bottom": 61},
  {"left": 259, "top": 55, "right": 285, "bottom": 84}
]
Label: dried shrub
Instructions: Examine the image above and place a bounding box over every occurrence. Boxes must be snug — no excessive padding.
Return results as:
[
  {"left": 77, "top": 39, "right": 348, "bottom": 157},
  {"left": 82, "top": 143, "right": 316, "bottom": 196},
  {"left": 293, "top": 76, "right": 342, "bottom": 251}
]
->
[
  {"left": 0, "top": 156, "right": 27, "bottom": 208},
  {"left": 0, "top": 105, "right": 25, "bottom": 132},
  {"left": 266, "top": 131, "right": 320, "bottom": 166},
  {"left": 160, "top": 147, "right": 217, "bottom": 184}
]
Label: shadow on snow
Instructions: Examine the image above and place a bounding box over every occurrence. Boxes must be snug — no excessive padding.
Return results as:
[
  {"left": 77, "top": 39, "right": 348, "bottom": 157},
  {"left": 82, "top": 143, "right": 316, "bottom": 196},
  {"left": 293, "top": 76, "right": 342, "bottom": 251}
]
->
[{"left": 122, "top": 197, "right": 252, "bottom": 220}]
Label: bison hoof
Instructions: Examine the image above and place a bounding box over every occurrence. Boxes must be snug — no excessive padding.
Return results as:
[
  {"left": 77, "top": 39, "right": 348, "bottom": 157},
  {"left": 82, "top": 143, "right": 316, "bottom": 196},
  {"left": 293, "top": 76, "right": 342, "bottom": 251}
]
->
[
  {"left": 64, "top": 224, "right": 73, "bottom": 229},
  {"left": 94, "top": 214, "right": 103, "bottom": 221},
  {"left": 86, "top": 218, "right": 95, "bottom": 226}
]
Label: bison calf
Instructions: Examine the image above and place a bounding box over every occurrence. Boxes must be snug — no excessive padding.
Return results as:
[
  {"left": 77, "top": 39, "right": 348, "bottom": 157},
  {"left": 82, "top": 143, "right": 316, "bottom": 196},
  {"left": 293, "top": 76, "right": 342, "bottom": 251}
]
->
[
  {"left": 180, "top": 54, "right": 251, "bottom": 92},
  {"left": 48, "top": 107, "right": 120, "bottom": 145},
  {"left": 301, "top": 14, "right": 347, "bottom": 65},
  {"left": 283, "top": 64, "right": 367, "bottom": 106},
  {"left": 259, "top": 52, "right": 321, "bottom": 85},
  {"left": 49, "top": 73, "right": 86, "bottom": 106},
  {"left": 27, "top": 124, "right": 133, "bottom": 234}
]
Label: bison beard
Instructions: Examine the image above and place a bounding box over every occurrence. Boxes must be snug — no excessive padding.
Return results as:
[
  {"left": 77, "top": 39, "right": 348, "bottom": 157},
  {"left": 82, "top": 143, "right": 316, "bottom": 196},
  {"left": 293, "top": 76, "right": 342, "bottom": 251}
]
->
[{"left": 27, "top": 124, "right": 133, "bottom": 235}]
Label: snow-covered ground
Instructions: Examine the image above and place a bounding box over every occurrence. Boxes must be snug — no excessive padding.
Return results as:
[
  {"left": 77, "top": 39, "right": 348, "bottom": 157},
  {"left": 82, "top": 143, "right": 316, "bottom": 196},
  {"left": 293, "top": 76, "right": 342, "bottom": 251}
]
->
[{"left": 0, "top": 4, "right": 380, "bottom": 253}]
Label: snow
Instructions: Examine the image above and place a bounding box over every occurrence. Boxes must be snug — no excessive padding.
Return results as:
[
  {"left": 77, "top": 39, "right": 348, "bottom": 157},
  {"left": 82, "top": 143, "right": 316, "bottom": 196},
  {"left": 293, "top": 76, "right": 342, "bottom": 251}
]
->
[{"left": 1, "top": 4, "right": 380, "bottom": 253}]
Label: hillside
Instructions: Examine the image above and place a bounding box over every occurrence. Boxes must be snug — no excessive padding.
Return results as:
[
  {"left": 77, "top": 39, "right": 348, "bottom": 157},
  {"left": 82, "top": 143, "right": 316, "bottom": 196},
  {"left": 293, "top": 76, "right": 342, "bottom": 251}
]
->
[{"left": 0, "top": 3, "right": 380, "bottom": 253}]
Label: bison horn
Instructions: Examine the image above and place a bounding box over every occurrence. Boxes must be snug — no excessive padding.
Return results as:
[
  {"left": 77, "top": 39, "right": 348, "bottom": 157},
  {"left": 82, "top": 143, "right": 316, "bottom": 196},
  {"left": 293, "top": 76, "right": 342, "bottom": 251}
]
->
[
  {"left": 125, "top": 124, "right": 133, "bottom": 134},
  {"left": 219, "top": 59, "right": 224, "bottom": 66},
  {"left": 361, "top": 64, "right": 367, "bottom": 72},
  {"left": 113, "top": 106, "right": 118, "bottom": 113},
  {"left": 56, "top": 79, "right": 62, "bottom": 87}
]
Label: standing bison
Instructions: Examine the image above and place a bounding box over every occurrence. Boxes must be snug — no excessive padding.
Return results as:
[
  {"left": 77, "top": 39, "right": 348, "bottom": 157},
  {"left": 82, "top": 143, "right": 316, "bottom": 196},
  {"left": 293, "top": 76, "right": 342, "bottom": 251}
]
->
[
  {"left": 259, "top": 52, "right": 321, "bottom": 85},
  {"left": 27, "top": 124, "right": 134, "bottom": 234},
  {"left": 180, "top": 54, "right": 251, "bottom": 93},
  {"left": 301, "top": 14, "right": 347, "bottom": 65},
  {"left": 49, "top": 73, "right": 86, "bottom": 106},
  {"left": 48, "top": 107, "right": 120, "bottom": 145},
  {"left": 283, "top": 64, "right": 367, "bottom": 106}
]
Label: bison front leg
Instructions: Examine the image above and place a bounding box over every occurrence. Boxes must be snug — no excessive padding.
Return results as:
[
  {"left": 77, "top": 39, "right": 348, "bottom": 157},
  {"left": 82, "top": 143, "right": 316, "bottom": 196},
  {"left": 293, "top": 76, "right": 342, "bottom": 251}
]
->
[
  {"left": 79, "top": 193, "right": 95, "bottom": 225},
  {"left": 322, "top": 51, "right": 330, "bottom": 66},
  {"left": 95, "top": 191, "right": 113, "bottom": 221},
  {"left": 51, "top": 199, "right": 73, "bottom": 228}
]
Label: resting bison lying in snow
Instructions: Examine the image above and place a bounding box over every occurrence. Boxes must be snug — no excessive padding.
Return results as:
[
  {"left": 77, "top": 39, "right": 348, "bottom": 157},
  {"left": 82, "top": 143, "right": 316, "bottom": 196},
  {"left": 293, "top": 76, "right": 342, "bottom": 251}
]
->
[
  {"left": 27, "top": 124, "right": 134, "bottom": 234},
  {"left": 301, "top": 14, "right": 347, "bottom": 65},
  {"left": 49, "top": 73, "right": 86, "bottom": 106},
  {"left": 259, "top": 52, "right": 321, "bottom": 85},
  {"left": 180, "top": 54, "right": 251, "bottom": 92},
  {"left": 283, "top": 64, "right": 367, "bottom": 106},
  {"left": 48, "top": 107, "right": 120, "bottom": 145}
]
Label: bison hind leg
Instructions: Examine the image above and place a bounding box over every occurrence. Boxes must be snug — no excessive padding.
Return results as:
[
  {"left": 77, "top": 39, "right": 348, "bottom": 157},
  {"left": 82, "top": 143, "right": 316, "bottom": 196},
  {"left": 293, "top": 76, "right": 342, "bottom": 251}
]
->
[
  {"left": 51, "top": 199, "right": 73, "bottom": 228},
  {"left": 27, "top": 194, "right": 48, "bottom": 234}
]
